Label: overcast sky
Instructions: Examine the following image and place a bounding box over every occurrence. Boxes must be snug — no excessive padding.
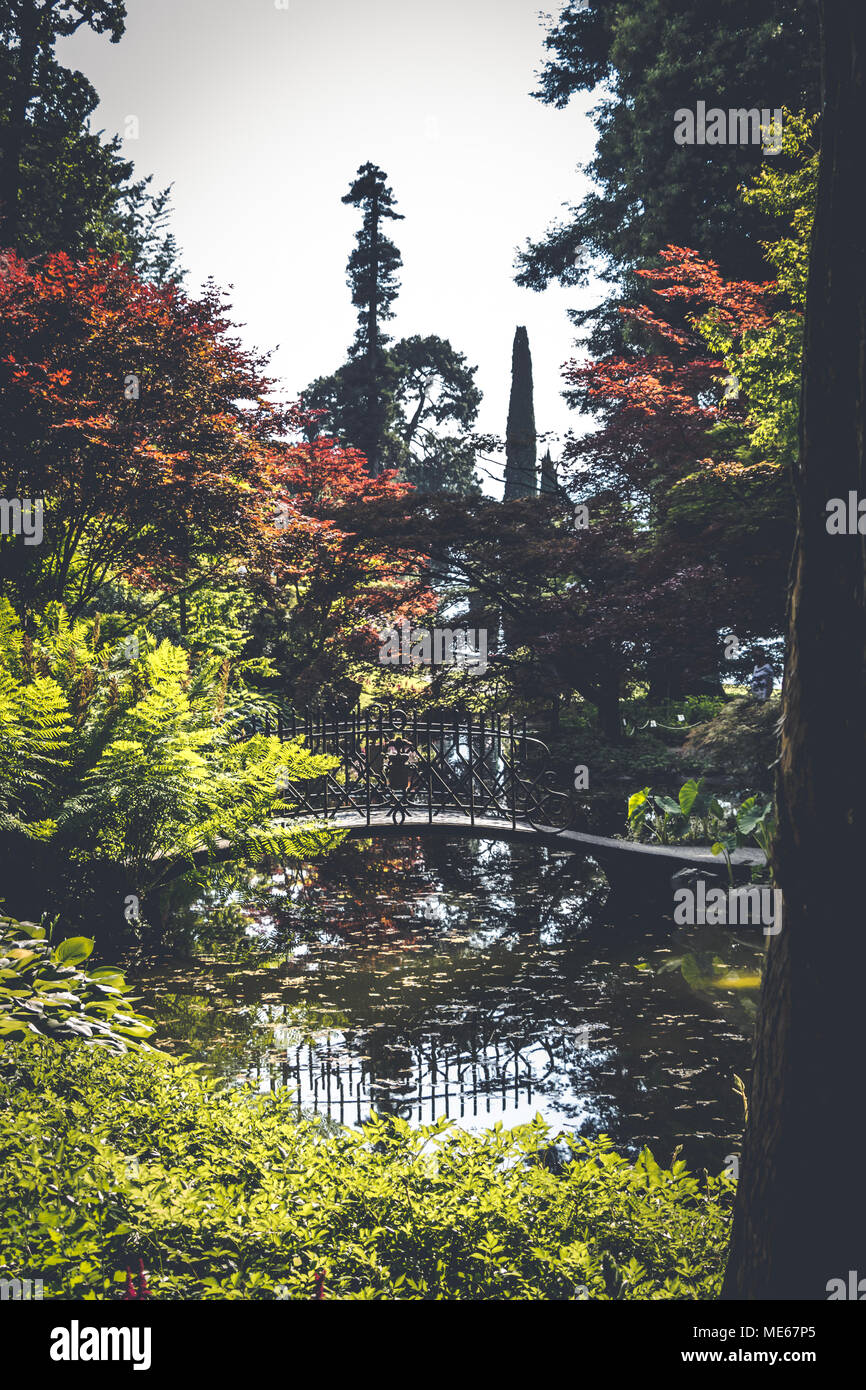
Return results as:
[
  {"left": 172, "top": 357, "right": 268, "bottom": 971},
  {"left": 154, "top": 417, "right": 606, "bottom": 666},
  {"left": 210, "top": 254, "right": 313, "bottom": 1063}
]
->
[{"left": 59, "top": 0, "right": 601, "bottom": 493}]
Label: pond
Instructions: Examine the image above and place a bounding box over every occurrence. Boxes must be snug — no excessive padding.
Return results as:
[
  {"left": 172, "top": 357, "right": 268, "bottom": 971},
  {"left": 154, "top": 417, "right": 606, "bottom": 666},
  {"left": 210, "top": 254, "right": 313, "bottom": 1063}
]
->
[{"left": 133, "top": 836, "right": 762, "bottom": 1173}]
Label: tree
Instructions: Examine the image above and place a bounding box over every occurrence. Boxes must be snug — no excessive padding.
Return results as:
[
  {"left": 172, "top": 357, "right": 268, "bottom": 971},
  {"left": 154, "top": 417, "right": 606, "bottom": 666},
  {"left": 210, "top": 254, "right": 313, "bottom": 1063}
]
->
[
  {"left": 518, "top": 0, "right": 819, "bottom": 355},
  {"left": 306, "top": 166, "right": 482, "bottom": 495},
  {"left": 0, "top": 596, "right": 339, "bottom": 937},
  {"left": 558, "top": 120, "right": 823, "bottom": 684},
  {"left": 504, "top": 327, "right": 537, "bottom": 499},
  {"left": 723, "top": 0, "right": 866, "bottom": 1300},
  {"left": 341, "top": 162, "right": 404, "bottom": 475},
  {"left": 346, "top": 488, "right": 722, "bottom": 737},
  {"left": 389, "top": 335, "right": 481, "bottom": 495},
  {"left": 250, "top": 437, "right": 437, "bottom": 705},
  {"left": 540, "top": 450, "right": 558, "bottom": 496},
  {"left": 0, "top": 1, "right": 180, "bottom": 276},
  {"left": 0, "top": 251, "right": 281, "bottom": 616},
  {"left": 305, "top": 334, "right": 482, "bottom": 496},
  {"left": 561, "top": 244, "right": 794, "bottom": 681}
]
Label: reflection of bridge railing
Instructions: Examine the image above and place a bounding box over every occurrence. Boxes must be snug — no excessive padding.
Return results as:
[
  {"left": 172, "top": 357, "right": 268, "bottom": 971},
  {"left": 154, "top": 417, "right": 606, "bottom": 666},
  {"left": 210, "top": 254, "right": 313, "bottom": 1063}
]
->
[
  {"left": 238, "top": 704, "right": 574, "bottom": 833},
  {"left": 251, "top": 1029, "right": 585, "bottom": 1127}
]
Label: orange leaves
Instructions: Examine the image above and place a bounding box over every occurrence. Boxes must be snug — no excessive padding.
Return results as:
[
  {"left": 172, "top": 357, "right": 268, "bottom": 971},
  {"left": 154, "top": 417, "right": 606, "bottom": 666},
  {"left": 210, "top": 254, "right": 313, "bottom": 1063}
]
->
[
  {"left": 561, "top": 243, "right": 780, "bottom": 495},
  {"left": 635, "top": 245, "right": 775, "bottom": 333},
  {"left": 0, "top": 247, "right": 293, "bottom": 607}
]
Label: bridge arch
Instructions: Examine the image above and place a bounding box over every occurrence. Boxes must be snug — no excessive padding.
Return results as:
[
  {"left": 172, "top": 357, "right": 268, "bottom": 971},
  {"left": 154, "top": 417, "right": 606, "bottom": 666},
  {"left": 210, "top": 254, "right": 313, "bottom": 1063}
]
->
[{"left": 225, "top": 705, "right": 762, "bottom": 887}]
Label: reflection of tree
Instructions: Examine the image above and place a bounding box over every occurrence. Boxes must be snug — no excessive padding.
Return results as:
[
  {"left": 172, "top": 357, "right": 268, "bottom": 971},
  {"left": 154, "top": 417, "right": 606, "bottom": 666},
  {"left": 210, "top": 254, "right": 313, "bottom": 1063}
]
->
[
  {"left": 419, "top": 836, "right": 609, "bottom": 943},
  {"left": 360, "top": 1025, "right": 417, "bottom": 1118},
  {"left": 136, "top": 834, "right": 758, "bottom": 1170}
]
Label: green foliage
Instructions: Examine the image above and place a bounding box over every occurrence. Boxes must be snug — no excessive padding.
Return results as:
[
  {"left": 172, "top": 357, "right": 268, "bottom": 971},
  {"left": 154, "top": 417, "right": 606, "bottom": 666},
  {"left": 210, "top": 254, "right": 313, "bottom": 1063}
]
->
[
  {"left": 0, "top": 599, "right": 342, "bottom": 906},
  {"left": 623, "top": 693, "right": 727, "bottom": 731},
  {"left": 305, "top": 329, "right": 482, "bottom": 498},
  {"left": 518, "top": 1, "right": 818, "bottom": 355},
  {"left": 0, "top": 913, "right": 154, "bottom": 1050},
  {"left": 710, "top": 793, "right": 775, "bottom": 883},
  {"left": 334, "top": 161, "right": 405, "bottom": 473},
  {"left": 0, "top": 2, "right": 181, "bottom": 277},
  {"left": 626, "top": 776, "right": 728, "bottom": 844},
  {"left": 0, "top": 1040, "right": 735, "bottom": 1300},
  {"left": 679, "top": 694, "right": 782, "bottom": 788},
  {"left": 735, "top": 794, "right": 775, "bottom": 859},
  {"left": 305, "top": 163, "right": 481, "bottom": 493},
  {"left": 627, "top": 786, "right": 691, "bottom": 845},
  {"left": 627, "top": 775, "right": 773, "bottom": 861},
  {"left": 698, "top": 111, "right": 818, "bottom": 469}
]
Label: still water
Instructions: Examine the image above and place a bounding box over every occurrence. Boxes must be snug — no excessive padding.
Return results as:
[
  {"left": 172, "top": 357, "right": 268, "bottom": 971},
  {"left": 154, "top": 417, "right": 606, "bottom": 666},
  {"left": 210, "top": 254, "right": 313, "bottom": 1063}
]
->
[{"left": 134, "top": 836, "right": 762, "bottom": 1173}]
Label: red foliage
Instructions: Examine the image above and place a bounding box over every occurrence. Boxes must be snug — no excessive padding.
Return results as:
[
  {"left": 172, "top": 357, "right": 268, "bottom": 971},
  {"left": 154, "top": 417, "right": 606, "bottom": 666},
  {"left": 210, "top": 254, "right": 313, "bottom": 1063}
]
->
[
  {"left": 121, "top": 1259, "right": 151, "bottom": 1300},
  {"left": 0, "top": 249, "right": 292, "bottom": 608},
  {"left": 254, "top": 437, "right": 437, "bottom": 694},
  {"left": 562, "top": 245, "right": 776, "bottom": 496}
]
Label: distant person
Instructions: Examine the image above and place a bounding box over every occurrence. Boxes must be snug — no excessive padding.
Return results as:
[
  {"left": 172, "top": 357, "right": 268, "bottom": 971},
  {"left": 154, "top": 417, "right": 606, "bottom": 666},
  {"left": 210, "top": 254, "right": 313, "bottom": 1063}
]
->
[{"left": 749, "top": 655, "right": 775, "bottom": 702}]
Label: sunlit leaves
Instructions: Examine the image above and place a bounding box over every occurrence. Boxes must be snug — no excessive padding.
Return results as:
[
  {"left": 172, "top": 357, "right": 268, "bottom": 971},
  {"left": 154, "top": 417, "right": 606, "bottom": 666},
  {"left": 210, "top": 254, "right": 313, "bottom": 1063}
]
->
[
  {"left": 0, "top": 1041, "right": 735, "bottom": 1300},
  {"left": 0, "top": 914, "right": 154, "bottom": 1050}
]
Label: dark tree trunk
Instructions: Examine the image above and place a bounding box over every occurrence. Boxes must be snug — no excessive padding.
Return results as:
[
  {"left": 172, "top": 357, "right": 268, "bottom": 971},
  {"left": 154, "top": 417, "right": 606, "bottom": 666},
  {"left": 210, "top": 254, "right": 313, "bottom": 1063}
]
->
[
  {"left": 0, "top": 3, "right": 42, "bottom": 247},
  {"left": 595, "top": 681, "right": 622, "bottom": 743},
  {"left": 646, "top": 656, "right": 685, "bottom": 703},
  {"left": 547, "top": 695, "right": 560, "bottom": 736},
  {"left": 723, "top": 0, "right": 866, "bottom": 1300}
]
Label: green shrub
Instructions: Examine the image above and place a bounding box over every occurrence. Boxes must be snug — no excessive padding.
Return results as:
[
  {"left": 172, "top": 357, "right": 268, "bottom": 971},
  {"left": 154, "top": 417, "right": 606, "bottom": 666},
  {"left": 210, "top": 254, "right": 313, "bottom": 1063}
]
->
[
  {"left": 0, "top": 598, "right": 341, "bottom": 935},
  {"left": 626, "top": 778, "right": 774, "bottom": 867},
  {"left": 679, "top": 696, "right": 782, "bottom": 789},
  {"left": 0, "top": 914, "right": 154, "bottom": 1050},
  {"left": 0, "top": 1040, "right": 734, "bottom": 1301}
]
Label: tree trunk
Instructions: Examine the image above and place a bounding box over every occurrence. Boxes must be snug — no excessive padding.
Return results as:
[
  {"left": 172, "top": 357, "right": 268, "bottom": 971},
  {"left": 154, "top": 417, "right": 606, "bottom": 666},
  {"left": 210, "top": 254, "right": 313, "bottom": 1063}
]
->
[
  {"left": 595, "top": 681, "right": 622, "bottom": 743},
  {"left": 722, "top": 0, "right": 866, "bottom": 1300},
  {"left": 548, "top": 695, "right": 560, "bottom": 736},
  {"left": 646, "top": 656, "right": 685, "bottom": 704},
  {"left": 0, "top": 3, "right": 42, "bottom": 247}
]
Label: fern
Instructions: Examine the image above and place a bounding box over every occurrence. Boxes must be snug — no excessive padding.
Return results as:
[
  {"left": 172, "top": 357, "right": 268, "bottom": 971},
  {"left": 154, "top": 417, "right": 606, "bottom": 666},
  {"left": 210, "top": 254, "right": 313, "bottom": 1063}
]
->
[{"left": 0, "top": 603, "right": 341, "bottom": 898}]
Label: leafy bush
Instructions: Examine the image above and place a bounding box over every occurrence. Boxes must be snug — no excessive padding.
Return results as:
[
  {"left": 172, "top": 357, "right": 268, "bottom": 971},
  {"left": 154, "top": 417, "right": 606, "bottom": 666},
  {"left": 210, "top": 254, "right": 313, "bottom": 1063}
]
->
[
  {"left": 627, "top": 778, "right": 774, "bottom": 868},
  {"left": 0, "top": 914, "right": 154, "bottom": 1050},
  {"left": 678, "top": 695, "right": 781, "bottom": 789},
  {"left": 621, "top": 694, "right": 727, "bottom": 734},
  {"left": 627, "top": 777, "right": 727, "bottom": 845},
  {"left": 0, "top": 1041, "right": 734, "bottom": 1301},
  {"left": 0, "top": 599, "right": 341, "bottom": 930}
]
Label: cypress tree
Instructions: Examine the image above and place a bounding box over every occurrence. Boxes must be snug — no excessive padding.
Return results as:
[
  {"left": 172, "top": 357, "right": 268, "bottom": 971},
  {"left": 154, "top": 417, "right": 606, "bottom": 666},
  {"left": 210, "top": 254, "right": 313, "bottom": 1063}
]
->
[
  {"left": 504, "top": 326, "right": 537, "bottom": 499},
  {"left": 540, "top": 449, "right": 558, "bottom": 495}
]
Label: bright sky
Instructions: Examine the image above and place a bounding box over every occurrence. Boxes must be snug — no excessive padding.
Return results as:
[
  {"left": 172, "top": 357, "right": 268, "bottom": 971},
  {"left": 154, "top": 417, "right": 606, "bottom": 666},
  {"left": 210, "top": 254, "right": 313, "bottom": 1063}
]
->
[{"left": 59, "top": 0, "right": 602, "bottom": 493}]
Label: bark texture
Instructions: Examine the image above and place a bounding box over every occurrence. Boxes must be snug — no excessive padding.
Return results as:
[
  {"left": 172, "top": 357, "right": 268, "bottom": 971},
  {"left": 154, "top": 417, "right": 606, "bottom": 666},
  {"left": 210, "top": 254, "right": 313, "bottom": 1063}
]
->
[{"left": 723, "top": 0, "right": 866, "bottom": 1300}]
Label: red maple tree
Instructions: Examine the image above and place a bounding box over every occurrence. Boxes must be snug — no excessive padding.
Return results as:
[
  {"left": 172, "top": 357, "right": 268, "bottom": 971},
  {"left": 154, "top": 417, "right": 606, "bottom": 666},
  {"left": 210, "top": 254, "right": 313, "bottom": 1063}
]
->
[
  {"left": 561, "top": 244, "right": 793, "bottom": 665},
  {"left": 250, "top": 436, "right": 437, "bottom": 703},
  {"left": 0, "top": 249, "right": 287, "bottom": 613}
]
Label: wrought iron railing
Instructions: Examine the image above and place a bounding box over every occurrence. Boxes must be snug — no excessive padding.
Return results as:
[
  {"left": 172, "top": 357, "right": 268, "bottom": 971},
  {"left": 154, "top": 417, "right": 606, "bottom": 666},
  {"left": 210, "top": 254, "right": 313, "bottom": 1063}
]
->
[
  {"left": 235, "top": 703, "right": 574, "bottom": 833},
  {"left": 251, "top": 1027, "right": 585, "bottom": 1127}
]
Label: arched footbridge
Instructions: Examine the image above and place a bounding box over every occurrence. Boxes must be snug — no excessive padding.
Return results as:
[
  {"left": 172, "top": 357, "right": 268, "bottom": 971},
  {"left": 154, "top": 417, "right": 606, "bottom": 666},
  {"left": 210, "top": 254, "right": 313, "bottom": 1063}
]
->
[{"left": 229, "top": 704, "right": 762, "bottom": 887}]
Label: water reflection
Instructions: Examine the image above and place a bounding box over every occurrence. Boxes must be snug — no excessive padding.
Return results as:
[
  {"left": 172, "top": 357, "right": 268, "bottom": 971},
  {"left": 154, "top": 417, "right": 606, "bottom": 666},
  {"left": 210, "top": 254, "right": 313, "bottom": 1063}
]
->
[{"left": 135, "top": 837, "right": 761, "bottom": 1171}]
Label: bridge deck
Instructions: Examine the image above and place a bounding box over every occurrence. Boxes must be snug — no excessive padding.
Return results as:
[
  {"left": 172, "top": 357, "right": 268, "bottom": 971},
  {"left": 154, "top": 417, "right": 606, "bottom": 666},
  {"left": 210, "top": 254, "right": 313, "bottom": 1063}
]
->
[
  {"left": 301, "top": 812, "right": 765, "bottom": 877},
  {"left": 179, "top": 812, "right": 761, "bottom": 890}
]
